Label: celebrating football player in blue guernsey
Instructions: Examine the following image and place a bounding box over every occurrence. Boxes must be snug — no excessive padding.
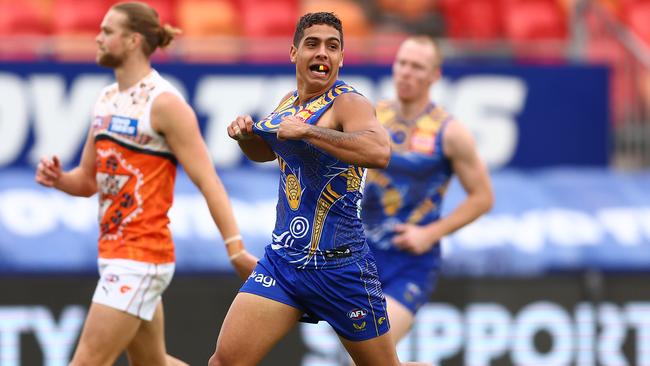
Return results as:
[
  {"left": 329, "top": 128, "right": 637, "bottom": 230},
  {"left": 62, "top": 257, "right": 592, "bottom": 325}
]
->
[
  {"left": 208, "top": 12, "right": 430, "bottom": 366},
  {"left": 362, "top": 35, "right": 494, "bottom": 347}
]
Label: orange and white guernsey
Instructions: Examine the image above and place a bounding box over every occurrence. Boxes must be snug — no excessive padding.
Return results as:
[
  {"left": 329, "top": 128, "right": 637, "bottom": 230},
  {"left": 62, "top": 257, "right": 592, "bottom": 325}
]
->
[{"left": 91, "top": 70, "right": 181, "bottom": 263}]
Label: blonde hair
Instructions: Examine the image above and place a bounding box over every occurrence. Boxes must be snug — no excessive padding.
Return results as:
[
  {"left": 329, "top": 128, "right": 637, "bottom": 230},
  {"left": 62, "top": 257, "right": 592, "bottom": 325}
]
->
[
  {"left": 112, "top": 2, "right": 181, "bottom": 56},
  {"left": 404, "top": 35, "right": 443, "bottom": 70}
]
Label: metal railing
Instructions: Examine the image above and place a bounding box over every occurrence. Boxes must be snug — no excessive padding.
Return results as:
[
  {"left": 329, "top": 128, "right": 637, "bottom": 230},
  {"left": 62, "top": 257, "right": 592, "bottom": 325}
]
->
[{"left": 574, "top": 0, "right": 650, "bottom": 169}]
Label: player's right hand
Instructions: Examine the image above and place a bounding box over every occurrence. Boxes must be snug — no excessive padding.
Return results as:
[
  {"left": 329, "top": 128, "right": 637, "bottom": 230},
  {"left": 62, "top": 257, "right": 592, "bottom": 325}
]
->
[
  {"left": 227, "top": 115, "right": 255, "bottom": 141},
  {"left": 35, "top": 156, "right": 62, "bottom": 188}
]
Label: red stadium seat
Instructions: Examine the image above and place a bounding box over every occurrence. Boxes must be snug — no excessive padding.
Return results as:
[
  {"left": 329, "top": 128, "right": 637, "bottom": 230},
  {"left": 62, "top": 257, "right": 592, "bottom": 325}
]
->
[
  {"left": 52, "top": 0, "right": 110, "bottom": 35},
  {"left": 440, "top": 0, "right": 503, "bottom": 40},
  {"left": 622, "top": 0, "right": 650, "bottom": 47},
  {"left": 503, "top": 0, "right": 567, "bottom": 41},
  {"left": 0, "top": 0, "right": 52, "bottom": 35},
  {"left": 239, "top": 0, "right": 298, "bottom": 38}
]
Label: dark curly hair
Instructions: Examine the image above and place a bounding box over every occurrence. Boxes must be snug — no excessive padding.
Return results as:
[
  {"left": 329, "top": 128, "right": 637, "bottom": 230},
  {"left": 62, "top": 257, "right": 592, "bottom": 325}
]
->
[{"left": 293, "top": 12, "right": 344, "bottom": 49}]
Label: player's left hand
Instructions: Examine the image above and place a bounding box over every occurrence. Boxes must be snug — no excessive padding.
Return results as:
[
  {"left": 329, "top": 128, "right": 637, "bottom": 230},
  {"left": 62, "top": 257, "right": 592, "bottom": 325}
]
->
[
  {"left": 277, "top": 115, "right": 309, "bottom": 140},
  {"left": 392, "top": 223, "right": 440, "bottom": 255},
  {"left": 231, "top": 251, "right": 259, "bottom": 281}
]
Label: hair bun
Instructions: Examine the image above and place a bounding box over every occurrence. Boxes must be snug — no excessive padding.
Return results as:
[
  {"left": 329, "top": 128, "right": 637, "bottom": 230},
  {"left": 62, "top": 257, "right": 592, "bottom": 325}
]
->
[{"left": 159, "top": 24, "right": 182, "bottom": 48}]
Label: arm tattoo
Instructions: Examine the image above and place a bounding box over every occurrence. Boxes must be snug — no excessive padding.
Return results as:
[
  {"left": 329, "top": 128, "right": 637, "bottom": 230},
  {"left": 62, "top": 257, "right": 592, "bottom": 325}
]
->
[{"left": 306, "top": 125, "right": 371, "bottom": 143}]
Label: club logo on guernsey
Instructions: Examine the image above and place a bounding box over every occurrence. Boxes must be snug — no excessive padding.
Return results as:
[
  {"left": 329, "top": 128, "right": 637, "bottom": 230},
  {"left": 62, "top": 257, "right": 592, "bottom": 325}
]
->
[
  {"left": 248, "top": 271, "right": 277, "bottom": 288},
  {"left": 108, "top": 115, "right": 138, "bottom": 137}
]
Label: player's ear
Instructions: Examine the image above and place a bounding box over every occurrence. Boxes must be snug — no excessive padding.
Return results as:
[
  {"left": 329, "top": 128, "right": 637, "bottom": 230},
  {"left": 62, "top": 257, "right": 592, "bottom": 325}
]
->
[
  {"left": 290, "top": 45, "right": 297, "bottom": 64},
  {"left": 129, "top": 32, "right": 141, "bottom": 51}
]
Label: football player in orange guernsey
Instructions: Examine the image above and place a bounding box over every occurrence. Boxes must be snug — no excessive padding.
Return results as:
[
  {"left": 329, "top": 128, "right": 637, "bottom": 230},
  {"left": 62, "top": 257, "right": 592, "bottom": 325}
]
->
[{"left": 35, "top": 2, "right": 257, "bottom": 365}]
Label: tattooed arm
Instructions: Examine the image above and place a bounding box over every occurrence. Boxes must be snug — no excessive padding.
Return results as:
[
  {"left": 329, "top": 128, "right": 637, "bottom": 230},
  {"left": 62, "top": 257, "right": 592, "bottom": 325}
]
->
[{"left": 277, "top": 93, "right": 390, "bottom": 168}]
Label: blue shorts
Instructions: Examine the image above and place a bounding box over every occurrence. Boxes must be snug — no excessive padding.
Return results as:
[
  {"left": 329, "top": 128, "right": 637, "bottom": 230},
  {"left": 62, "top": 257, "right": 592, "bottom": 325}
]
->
[
  {"left": 372, "top": 248, "right": 440, "bottom": 314},
  {"left": 240, "top": 247, "right": 390, "bottom": 341}
]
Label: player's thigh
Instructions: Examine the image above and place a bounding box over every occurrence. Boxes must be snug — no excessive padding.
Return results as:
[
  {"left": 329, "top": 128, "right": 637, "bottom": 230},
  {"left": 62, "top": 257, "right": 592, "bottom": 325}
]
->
[
  {"left": 339, "top": 331, "right": 401, "bottom": 366},
  {"left": 386, "top": 295, "right": 415, "bottom": 345},
  {"left": 210, "top": 292, "right": 303, "bottom": 366},
  {"left": 71, "top": 302, "right": 141, "bottom": 366},
  {"left": 125, "top": 301, "right": 171, "bottom": 366}
]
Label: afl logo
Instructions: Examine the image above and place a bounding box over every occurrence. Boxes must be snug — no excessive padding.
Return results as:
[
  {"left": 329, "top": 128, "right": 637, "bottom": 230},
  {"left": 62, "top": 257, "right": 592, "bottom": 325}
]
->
[
  {"left": 347, "top": 308, "right": 368, "bottom": 320},
  {"left": 285, "top": 174, "right": 302, "bottom": 210}
]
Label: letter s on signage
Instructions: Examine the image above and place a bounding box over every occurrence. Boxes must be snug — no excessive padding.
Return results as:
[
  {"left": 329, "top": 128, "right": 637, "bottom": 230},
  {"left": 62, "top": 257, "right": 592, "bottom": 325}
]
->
[{"left": 450, "top": 76, "right": 527, "bottom": 169}]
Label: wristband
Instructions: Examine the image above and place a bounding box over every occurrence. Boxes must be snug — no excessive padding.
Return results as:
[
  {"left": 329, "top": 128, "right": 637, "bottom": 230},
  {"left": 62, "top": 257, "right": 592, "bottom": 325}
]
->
[
  {"left": 229, "top": 250, "right": 246, "bottom": 261},
  {"left": 223, "top": 234, "right": 242, "bottom": 246}
]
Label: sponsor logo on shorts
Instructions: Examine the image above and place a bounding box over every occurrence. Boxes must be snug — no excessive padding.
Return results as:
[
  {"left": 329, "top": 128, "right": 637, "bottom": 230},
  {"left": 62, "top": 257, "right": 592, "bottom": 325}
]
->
[
  {"left": 248, "top": 271, "right": 276, "bottom": 288},
  {"left": 353, "top": 321, "right": 367, "bottom": 332},
  {"left": 347, "top": 308, "right": 368, "bottom": 320},
  {"left": 378, "top": 316, "right": 386, "bottom": 325},
  {"left": 120, "top": 285, "right": 131, "bottom": 294}
]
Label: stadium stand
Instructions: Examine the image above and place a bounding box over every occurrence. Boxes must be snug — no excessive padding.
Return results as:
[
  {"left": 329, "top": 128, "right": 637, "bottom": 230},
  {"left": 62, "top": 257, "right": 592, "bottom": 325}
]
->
[
  {"left": 0, "top": 0, "right": 648, "bottom": 166},
  {"left": 439, "top": 0, "right": 503, "bottom": 40},
  {"left": 239, "top": 0, "right": 298, "bottom": 38},
  {"left": 178, "top": 0, "right": 241, "bottom": 36},
  {"left": 0, "top": 0, "right": 52, "bottom": 36}
]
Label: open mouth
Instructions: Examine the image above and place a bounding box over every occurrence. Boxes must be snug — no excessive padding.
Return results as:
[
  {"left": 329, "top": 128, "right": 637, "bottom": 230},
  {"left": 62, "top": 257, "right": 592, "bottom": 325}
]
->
[{"left": 309, "top": 64, "right": 330, "bottom": 77}]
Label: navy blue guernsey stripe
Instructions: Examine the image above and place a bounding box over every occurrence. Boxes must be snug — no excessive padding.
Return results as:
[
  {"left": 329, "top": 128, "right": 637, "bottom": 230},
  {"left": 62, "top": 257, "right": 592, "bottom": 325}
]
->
[{"left": 95, "top": 134, "right": 177, "bottom": 164}]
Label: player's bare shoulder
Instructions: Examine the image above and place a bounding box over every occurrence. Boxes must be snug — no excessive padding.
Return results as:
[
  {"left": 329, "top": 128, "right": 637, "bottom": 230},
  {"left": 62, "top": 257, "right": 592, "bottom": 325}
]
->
[
  {"left": 442, "top": 117, "right": 477, "bottom": 158},
  {"left": 331, "top": 92, "right": 375, "bottom": 127},
  {"left": 151, "top": 91, "right": 195, "bottom": 133},
  {"left": 333, "top": 91, "right": 373, "bottom": 112}
]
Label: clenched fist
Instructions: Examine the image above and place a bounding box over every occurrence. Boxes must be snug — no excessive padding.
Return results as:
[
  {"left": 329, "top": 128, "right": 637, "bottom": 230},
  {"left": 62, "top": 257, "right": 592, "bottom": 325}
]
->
[
  {"left": 227, "top": 115, "right": 255, "bottom": 141},
  {"left": 277, "top": 115, "right": 310, "bottom": 140}
]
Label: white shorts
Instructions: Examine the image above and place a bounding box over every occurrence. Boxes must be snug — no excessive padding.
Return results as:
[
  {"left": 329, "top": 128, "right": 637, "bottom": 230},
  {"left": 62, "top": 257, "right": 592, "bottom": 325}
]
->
[{"left": 92, "top": 258, "right": 175, "bottom": 321}]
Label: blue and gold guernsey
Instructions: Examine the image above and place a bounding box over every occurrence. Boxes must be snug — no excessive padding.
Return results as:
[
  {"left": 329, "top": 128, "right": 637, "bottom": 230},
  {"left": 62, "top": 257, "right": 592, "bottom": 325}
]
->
[
  {"left": 361, "top": 100, "right": 454, "bottom": 313},
  {"left": 253, "top": 80, "right": 368, "bottom": 270},
  {"left": 240, "top": 80, "right": 390, "bottom": 341}
]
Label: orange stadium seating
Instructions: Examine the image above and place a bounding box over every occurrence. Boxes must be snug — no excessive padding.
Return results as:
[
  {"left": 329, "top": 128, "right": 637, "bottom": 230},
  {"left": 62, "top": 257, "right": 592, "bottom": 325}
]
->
[
  {"left": 301, "top": 0, "right": 371, "bottom": 38},
  {"left": 378, "top": 0, "right": 435, "bottom": 20},
  {"left": 299, "top": 0, "right": 373, "bottom": 62},
  {"left": 178, "top": 0, "right": 241, "bottom": 36},
  {"left": 0, "top": 0, "right": 52, "bottom": 35}
]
